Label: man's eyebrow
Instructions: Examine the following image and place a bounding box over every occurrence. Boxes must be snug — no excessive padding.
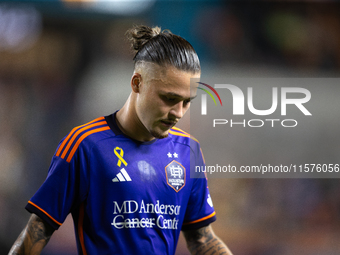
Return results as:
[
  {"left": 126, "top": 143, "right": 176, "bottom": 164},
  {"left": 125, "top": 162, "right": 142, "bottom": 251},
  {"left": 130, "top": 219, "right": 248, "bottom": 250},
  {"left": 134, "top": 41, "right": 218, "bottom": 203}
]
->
[{"left": 164, "top": 92, "right": 197, "bottom": 100}]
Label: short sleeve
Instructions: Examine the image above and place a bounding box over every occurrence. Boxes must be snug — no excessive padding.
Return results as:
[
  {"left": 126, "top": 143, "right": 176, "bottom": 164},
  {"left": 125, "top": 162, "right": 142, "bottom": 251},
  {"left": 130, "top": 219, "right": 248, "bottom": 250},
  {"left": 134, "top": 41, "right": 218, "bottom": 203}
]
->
[
  {"left": 25, "top": 144, "right": 88, "bottom": 230},
  {"left": 182, "top": 145, "right": 216, "bottom": 230}
]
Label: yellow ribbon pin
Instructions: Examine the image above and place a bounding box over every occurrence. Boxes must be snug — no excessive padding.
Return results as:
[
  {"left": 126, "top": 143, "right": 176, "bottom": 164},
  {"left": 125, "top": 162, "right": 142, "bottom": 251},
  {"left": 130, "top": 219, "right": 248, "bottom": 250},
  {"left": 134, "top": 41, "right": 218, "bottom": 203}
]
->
[{"left": 114, "top": 147, "right": 128, "bottom": 167}]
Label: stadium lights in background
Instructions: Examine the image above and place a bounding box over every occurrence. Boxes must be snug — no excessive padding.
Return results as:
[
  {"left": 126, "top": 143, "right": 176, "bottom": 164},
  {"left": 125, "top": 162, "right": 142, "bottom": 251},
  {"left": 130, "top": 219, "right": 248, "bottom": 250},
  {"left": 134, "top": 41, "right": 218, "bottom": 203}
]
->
[
  {"left": 0, "top": 0, "right": 155, "bottom": 52},
  {"left": 0, "top": 4, "right": 42, "bottom": 52},
  {"left": 61, "top": 0, "right": 155, "bottom": 15}
]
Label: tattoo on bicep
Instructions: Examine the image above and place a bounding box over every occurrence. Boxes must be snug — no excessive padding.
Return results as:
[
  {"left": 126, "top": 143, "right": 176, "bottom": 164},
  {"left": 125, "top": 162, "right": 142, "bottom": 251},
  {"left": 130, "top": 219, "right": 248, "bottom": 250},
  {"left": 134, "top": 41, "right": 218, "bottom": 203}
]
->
[
  {"left": 9, "top": 215, "right": 54, "bottom": 255},
  {"left": 185, "top": 225, "right": 214, "bottom": 244},
  {"left": 184, "top": 226, "right": 229, "bottom": 255},
  {"left": 27, "top": 216, "right": 53, "bottom": 245}
]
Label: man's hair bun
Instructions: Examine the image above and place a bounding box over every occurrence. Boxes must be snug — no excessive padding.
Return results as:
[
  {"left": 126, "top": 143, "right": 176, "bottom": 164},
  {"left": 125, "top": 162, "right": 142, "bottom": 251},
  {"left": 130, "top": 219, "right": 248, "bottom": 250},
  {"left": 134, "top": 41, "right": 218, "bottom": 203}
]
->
[
  {"left": 126, "top": 25, "right": 162, "bottom": 54},
  {"left": 126, "top": 24, "right": 200, "bottom": 74}
]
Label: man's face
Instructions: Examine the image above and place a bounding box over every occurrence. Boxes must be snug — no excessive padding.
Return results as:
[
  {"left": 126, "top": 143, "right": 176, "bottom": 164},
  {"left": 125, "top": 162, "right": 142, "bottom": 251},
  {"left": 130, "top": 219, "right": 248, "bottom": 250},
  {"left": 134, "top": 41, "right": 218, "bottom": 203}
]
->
[{"left": 135, "top": 65, "right": 200, "bottom": 139}]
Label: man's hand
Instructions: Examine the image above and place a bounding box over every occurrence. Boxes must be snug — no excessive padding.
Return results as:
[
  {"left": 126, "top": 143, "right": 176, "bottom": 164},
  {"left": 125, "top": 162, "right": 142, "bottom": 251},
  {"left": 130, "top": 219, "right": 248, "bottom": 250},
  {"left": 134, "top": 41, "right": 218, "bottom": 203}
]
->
[
  {"left": 8, "top": 214, "right": 54, "bottom": 255},
  {"left": 183, "top": 224, "right": 233, "bottom": 255}
]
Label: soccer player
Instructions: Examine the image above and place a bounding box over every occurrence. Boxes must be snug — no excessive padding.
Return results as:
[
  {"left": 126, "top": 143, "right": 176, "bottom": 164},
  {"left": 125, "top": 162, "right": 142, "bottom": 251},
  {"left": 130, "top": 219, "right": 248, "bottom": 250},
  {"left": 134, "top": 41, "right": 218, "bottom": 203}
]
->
[{"left": 9, "top": 25, "right": 233, "bottom": 255}]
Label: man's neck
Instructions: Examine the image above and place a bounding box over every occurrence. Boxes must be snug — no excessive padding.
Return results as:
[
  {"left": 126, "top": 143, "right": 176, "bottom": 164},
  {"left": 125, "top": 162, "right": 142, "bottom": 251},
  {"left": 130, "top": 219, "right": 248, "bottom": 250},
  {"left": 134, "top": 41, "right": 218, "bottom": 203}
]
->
[{"left": 116, "top": 95, "right": 155, "bottom": 142}]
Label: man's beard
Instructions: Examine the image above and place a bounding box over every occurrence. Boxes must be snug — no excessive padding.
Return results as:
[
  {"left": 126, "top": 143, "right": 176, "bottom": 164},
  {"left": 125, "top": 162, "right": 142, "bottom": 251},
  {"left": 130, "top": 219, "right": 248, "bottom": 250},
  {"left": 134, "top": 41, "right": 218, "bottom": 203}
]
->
[{"left": 150, "top": 129, "right": 169, "bottom": 139}]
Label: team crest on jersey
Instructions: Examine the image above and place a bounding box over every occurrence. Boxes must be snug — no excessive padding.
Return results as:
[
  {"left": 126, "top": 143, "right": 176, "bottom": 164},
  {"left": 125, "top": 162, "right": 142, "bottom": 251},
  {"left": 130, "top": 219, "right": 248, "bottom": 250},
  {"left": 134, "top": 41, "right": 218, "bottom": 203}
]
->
[{"left": 165, "top": 160, "right": 186, "bottom": 192}]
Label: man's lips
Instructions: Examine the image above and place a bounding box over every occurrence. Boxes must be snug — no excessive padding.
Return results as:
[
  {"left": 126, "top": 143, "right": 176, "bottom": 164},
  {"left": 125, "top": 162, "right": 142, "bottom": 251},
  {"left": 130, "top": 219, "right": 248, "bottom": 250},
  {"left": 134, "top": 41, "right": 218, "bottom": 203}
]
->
[{"left": 160, "top": 120, "right": 177, "bottom": 127}]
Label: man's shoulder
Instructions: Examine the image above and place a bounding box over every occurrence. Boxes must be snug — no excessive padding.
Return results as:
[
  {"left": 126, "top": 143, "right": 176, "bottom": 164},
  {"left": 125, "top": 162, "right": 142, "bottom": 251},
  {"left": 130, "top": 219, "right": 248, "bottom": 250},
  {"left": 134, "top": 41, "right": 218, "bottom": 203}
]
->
[
  {"left": 55, "top": 116, "right": 112, "bottom": 162},
  {"left": 168, "top": 127, "right": 200, "bottom": 147}
]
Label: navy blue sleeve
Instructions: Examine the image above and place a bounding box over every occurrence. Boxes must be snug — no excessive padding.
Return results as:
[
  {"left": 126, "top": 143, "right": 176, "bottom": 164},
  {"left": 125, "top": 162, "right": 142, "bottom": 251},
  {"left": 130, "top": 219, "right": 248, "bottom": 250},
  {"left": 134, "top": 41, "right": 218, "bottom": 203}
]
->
[
  {"left": 182, "top": 143, "right": 216, "bottom": 230},
  {"left": 26, "top": 151, "right": 88, "bottom": 230}
]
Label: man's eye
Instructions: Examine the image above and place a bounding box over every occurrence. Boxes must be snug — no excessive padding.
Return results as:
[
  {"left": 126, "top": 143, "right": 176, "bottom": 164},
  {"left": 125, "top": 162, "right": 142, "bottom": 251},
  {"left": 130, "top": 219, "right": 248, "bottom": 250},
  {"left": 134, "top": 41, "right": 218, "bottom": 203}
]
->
[
  {"left": 163, "top": 96, "right": 176, "bottom": 102},
  {"left": 183, "top": 99, "right": 191, "bottom": 105}
]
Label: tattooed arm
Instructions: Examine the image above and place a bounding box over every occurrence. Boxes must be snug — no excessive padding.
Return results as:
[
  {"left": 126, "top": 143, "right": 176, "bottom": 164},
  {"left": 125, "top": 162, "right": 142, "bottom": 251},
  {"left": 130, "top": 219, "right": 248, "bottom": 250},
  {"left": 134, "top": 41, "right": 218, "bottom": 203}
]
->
[
  {"left": 183, "top": 224, "right": 233, "bottom": 255},
  {"left": 8, "top": 214, "right": 55, "bottom": 255}
]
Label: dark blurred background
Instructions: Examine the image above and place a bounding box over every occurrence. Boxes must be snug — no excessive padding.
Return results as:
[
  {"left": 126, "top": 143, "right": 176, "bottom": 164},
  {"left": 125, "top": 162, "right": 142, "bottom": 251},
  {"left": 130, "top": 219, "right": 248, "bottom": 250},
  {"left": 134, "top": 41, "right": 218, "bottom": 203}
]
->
[{"left": 1, "top": 1, "right": 340, "bottom": 254}]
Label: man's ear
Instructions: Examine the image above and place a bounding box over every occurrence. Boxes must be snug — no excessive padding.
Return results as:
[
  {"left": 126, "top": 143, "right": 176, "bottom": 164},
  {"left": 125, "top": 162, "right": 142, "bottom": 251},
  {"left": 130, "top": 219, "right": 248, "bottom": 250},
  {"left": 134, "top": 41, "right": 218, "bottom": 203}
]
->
[{"left": 131, "top": 73, "right": 142, "bottom": 93}]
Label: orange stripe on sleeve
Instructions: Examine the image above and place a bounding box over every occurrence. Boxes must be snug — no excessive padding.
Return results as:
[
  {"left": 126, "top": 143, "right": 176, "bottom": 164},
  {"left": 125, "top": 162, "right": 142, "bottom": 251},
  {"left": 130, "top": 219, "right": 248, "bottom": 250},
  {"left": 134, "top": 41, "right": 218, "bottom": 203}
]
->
[
  {"left": 182, "top": 211, "right": 216, "bottom": 225},
  {"left": 168, "top": 130, "right": 189, "bottom": 137},
  {"left": 78, "top": 202, "right": 87, "bottom": 255},
  {"left": 168, "top": 130, "right": 199, "bottom": 143},
  {"left": 61, "top": 121, "right": 107, "bottom": 159},
  {"left": 56, "top": 117, "right": 105, "bottom": 157},
  {"left": 28, "top": 201, "right": 62, "bottom": 226},
  {"left": 200, "top": 147, "right": 206, "bottom": 164},
  {"left": 66, "top": 126, "right": 110, "bottom": 163},
  {"left": 171, "top": 127, "right": 189, "bottom": 135}
]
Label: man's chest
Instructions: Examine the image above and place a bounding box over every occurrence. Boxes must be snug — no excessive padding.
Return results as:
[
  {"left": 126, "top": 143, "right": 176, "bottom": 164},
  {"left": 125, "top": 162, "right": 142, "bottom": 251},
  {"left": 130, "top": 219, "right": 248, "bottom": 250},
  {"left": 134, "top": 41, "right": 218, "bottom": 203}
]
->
[
  {"left": 87, "top": 138, "right": 191, "bottom": 198},
  {"left": 82, "top": 138, "right": 192, "bottom": 232}
]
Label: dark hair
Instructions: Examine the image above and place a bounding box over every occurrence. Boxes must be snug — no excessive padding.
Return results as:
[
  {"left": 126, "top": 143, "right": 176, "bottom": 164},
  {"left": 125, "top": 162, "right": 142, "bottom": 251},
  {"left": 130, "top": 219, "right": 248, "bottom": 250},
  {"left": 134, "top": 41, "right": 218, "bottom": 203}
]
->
[{"left": 126, "top": 25, "right": 201, "bottom": 74}]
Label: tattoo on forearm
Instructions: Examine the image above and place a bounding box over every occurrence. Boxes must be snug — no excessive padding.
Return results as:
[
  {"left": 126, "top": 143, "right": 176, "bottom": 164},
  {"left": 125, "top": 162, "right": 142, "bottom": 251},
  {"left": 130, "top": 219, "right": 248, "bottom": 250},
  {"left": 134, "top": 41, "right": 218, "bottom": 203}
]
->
[{"left": 9, "top": 214, "right": 54, "bottom": 255}]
